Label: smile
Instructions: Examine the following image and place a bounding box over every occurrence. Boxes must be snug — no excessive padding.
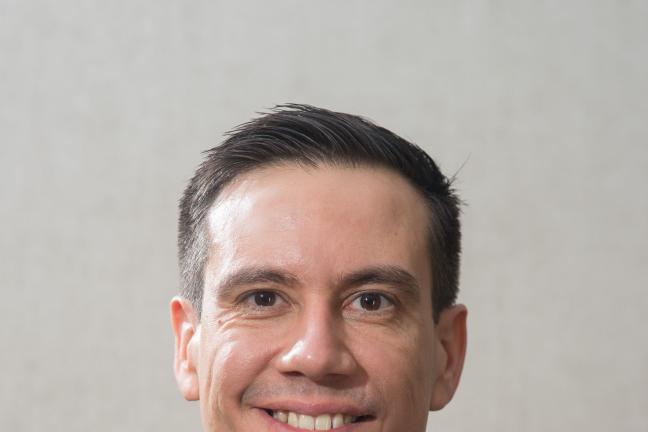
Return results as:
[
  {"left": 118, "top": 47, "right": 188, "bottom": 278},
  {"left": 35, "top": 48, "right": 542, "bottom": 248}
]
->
[{"left": 264, "top": 408, "right": 372, "bottom": 430}]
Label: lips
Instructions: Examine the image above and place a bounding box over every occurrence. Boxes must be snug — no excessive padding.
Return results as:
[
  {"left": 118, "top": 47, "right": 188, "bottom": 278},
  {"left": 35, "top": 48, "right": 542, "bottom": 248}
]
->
[
  {"left": 248, "top": 388, "right": 377, "bottom": 431},
  {"left": 268, "top": 409, "right": 361, "bottom": 430},
  {"left": 255, "top": 401, "right": 375, "bottom": 431}
]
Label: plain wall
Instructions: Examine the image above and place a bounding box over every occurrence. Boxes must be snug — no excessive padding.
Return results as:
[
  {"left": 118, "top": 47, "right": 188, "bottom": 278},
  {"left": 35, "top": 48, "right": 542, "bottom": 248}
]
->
[{"left": 1, "top": 1, "right": 646, "bottom": 431}]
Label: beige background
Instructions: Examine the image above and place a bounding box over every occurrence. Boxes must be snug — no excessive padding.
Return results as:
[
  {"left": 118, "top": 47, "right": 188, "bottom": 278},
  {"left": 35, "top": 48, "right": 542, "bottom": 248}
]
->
[{"left": 1, "top": 1, "right": 647, "bottom": 431}]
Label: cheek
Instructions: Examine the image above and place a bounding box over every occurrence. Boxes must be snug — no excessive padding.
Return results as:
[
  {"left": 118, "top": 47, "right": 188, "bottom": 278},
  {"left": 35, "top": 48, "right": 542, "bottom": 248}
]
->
[
  {"left": 351, "top": 325, "right": 436, "bottom": 417},
  {"left": 198, "top": 324, "right": 279, "bottom": 426}
]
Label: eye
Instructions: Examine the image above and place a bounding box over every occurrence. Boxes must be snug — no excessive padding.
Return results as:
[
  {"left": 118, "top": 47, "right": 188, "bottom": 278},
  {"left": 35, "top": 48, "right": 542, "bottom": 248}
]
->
[
  {"left": 241, "top": 290, "right": 286, "bottom": 309},
  {"left": 253, "top": 291, "right": 277, "bottom": 307},
  {"left": 350, "top": 292, "right": 394, "bottom": 312}
]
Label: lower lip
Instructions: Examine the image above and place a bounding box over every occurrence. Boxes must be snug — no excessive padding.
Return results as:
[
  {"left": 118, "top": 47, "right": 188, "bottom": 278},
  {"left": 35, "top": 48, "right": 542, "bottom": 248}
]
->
[{"left": 253, "top": 407, "right": 364, "bottom": 432}]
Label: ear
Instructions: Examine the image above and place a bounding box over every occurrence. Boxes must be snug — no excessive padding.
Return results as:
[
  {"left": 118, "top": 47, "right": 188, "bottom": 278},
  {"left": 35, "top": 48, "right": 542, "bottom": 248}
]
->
[
  {"left": 430, "top": 304, "right": 468, "bottom": 411},
  {"left": 170, "top": 296, "right": 200, "bottom": 401}
]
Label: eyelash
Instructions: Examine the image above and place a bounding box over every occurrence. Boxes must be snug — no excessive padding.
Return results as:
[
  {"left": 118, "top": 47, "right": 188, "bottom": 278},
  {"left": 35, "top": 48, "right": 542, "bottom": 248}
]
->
[
  {"left": 239, "top": 290, "right": 287, "bottom": 310},
  {"left": 348, "top": 292, "right": 395, "bottom": 312}
]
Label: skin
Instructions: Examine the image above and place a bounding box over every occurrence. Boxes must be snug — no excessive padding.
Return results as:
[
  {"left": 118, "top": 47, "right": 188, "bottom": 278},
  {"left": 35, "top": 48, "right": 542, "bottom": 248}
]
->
[{"left": 171, "top": 163, "right": 467, "bottom": 432}]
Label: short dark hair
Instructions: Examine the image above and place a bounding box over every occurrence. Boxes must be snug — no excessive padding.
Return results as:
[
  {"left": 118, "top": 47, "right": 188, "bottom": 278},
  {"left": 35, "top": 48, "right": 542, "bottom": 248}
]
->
[{"left": 178, "top": 104, "right": 461, "bottom": 322}]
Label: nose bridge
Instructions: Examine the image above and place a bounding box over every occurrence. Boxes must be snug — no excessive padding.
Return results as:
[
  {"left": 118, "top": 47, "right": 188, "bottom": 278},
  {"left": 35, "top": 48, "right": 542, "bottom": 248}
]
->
[{"left": 278, "top": 296, "right": 356, "bottom": 380}]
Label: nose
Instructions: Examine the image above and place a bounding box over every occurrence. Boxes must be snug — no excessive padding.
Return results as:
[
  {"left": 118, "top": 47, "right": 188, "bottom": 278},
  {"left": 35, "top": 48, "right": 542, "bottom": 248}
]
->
[{"left": 276, "top": 303, "right": 358, "bottom": 382}]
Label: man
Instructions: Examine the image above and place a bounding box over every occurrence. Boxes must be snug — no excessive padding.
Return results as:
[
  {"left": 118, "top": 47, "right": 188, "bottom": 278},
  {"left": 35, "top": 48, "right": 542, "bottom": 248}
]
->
[{"left": 170, "top": 104, "right": 467, "bottom": 431}]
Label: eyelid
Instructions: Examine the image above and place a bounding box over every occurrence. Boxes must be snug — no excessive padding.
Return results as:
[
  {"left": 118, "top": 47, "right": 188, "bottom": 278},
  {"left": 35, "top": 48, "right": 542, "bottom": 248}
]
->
[
  {"left": 237, "top": 289, "right": 288, "bottom": 306},
  {"left": 347, "top": 291, "right": 396, "bottom": 311}
]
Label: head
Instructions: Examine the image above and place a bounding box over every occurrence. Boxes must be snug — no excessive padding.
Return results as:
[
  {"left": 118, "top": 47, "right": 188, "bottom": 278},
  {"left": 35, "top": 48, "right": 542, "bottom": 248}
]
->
[{"left": 171, "top": 104, "right": 467, "bottom": 432}]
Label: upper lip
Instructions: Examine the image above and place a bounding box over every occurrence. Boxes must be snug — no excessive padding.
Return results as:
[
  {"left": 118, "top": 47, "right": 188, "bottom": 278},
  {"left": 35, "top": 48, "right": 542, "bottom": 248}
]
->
[{"left": 257, "top": 399, "right": 374, "bottom": 417}]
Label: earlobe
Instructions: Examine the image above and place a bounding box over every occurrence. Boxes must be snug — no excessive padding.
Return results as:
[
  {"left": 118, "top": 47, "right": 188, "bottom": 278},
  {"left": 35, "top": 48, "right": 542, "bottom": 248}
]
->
[
  {"left": 170, "top": 296, "right": 200, "bottom": 401},
  {"left": 429, "top": 304, "right": 468, "bottom": 411}
]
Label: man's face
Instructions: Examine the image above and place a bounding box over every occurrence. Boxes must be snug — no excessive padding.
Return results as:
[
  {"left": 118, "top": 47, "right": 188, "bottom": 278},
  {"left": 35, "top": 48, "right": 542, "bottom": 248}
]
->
[{"left": 171, "top": 164, "right": 466, "bottom": 432}]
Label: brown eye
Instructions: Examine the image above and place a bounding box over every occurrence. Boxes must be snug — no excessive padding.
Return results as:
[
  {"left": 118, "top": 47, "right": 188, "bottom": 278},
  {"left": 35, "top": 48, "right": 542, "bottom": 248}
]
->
[
  {"left": 240, "top": 290, "right": 288, "bottom": 315},
  {"left": 360, "top": 293, "right": 381, "bottom": 310},
  {"left": 350, "top": 292, "right": 393, "bottom": 312},
  {"left": 254, "top": 291, "right": 277, "bottom": 307}
]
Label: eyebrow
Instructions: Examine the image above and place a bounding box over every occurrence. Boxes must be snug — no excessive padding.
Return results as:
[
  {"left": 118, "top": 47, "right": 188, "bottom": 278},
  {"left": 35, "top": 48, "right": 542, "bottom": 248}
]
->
[
  {"left": 215, "top": 266, "right": 300, "bottom": 300},
  {"left": 337, "top": 265, "right": 422, "bottom": 302},
  {"left": 215, "top": 264, "right": 422, "bottom": 303}
]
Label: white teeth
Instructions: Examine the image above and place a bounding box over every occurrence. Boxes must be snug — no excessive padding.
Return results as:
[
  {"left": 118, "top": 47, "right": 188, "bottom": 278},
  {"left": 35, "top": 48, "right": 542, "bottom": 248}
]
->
[
  {"left": 315, "top": 414, "right": 331, "bottom": 430},
  {"left": 288, "top": 411, "right": 299, "bottom": 427},
  {"left": 298, "top": 414, "right": 315, "bottom": 429},
  {"left": 271, "top": 410, "right": 359, "bottom": 430},
  {"left": 273, "top": 410, "right": 288, "bottom": 423}
]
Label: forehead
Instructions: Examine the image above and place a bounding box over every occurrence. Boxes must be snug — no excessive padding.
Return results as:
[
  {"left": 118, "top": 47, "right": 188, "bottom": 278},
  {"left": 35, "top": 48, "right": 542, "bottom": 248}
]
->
[{"left": 205, "top": 163, "right": 431, "bottom": 284}]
